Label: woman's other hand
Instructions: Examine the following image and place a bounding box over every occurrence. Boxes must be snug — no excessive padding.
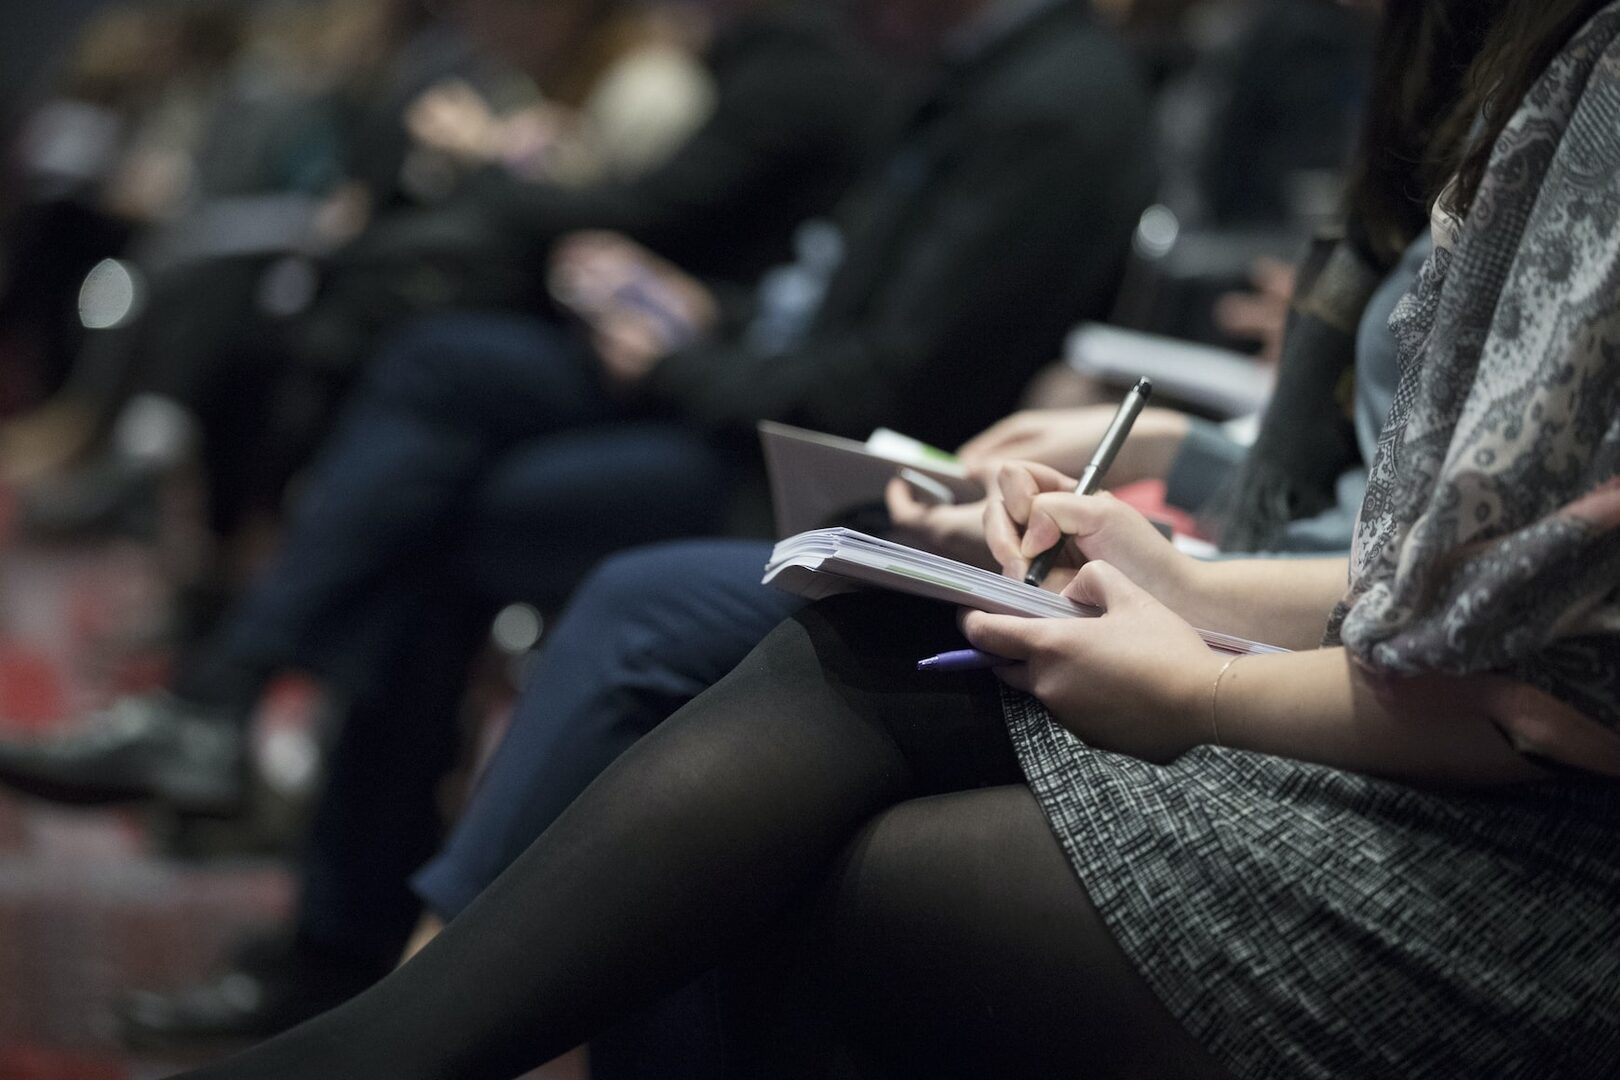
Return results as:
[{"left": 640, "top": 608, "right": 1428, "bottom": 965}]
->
[{"left": 961, "top": 562, "right": 1220, "bottom": 762}]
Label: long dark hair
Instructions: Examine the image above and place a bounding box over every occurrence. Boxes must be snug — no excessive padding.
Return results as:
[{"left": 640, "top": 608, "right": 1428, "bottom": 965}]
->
[
  {"left": 1345, "top": 0, "right": 1608, "bottom": 268},
  {"left": 1447, "top": 0, "right": 1611, "bottom": 217},
  {"left": 1215, "top": 0, "right": 1609, "bottom": 550},
  {"left": 1343, "top": 0, "right": 1498, "bottom": 267}
]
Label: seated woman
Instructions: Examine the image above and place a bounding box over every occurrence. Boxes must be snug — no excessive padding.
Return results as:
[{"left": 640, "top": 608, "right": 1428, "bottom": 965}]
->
[
  {"left": 406, "top": 0, "right": 1439, "bottom": 940},
  {"left": 174, "top": 0, "right": 1620, "bottom": 1075}
]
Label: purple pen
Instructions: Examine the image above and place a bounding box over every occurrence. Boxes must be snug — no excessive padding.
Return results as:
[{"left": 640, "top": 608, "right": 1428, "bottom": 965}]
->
[{"left": 916, "top": 649, "right": 1012, "bottom": 673}]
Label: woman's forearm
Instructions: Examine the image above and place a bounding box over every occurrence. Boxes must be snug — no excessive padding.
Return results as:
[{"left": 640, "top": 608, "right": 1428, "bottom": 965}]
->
[
  {"left": 1172, "top": 557, "right": 1348, "bottom": 650},
  {"left": 1207, "top": 648, "right": 1548, "bottom": 788}
]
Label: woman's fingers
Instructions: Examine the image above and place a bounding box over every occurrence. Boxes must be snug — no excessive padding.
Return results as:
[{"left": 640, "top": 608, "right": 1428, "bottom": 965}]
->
[
  {"left": 996, "top": 460, "right": 1078, "bottom": 526},
  {"left": 982, "top": 497, "right": 1028, "bottom": 578},
  {"left": 1017, "top": 491, "right": 1122, "bottom": 560},
  {"left": 1480, "top": 677, "right": 1620, "bottom": 778},
  {"left": 1060, "top": 560, "right": 1145, "bottom": 611},
  {"left": 985, "top": 461, "right": 1081, "bottom": 578},
  {"left": 958, "top": 610, "right": 1049, "bottom": 661}
]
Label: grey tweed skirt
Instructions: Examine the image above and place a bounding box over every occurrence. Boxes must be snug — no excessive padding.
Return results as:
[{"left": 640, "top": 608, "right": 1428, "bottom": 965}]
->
[{"left": 1000, "top": 690, "right": 1620, "bottom": 1079}]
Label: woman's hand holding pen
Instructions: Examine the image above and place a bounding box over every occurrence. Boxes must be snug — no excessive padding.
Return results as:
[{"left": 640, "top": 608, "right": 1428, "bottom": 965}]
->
[
  {"left": 959, "top": 459, "right": 1220, "bottom": 761},
  {"left": 984, "top": 461, "right": 1196, "bottom": 605},
  {"left": 960, "top": 562, "right": 1220, "bottom": 763}
]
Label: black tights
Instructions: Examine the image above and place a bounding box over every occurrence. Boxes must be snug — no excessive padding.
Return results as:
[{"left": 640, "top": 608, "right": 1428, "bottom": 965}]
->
[{"left": 178, "top": 596, "right": 1228, "bottom": 1079}]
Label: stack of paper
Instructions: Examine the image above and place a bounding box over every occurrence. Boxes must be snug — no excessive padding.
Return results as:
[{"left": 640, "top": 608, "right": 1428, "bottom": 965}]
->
[{"left": 764, "top": 528, "right": 1286, "bottom": 656}]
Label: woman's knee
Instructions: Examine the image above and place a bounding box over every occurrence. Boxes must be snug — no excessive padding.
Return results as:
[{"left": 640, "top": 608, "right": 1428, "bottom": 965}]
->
[{"left": 822, "top": 786, "right": 1229, "bottom": 1078}]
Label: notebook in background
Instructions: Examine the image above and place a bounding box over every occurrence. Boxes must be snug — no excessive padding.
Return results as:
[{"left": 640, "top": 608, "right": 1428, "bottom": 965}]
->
[{"left": 758, "top": 421, "right": 984, "bottom": 538}]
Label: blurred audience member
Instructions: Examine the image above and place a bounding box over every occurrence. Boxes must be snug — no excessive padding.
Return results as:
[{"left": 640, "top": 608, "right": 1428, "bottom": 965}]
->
[
  {"left": 3, "top": 0, "right": 877, "bottom": 615},
  {"left": 0, "top": 1, "right": 245, "bottom": 409},
  {"left": 407, "top": 0, "right": 714, "bottom": 187}
]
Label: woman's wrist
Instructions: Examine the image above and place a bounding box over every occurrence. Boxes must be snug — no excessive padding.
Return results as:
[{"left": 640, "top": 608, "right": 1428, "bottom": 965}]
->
[{"left": 1155, "top": 548, "right": 1214, "bottom": 627}]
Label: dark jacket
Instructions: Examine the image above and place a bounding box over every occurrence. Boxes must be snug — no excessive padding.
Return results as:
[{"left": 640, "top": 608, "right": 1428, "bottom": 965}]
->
[
  {"left": 470, "top": 9, "right": 885, "bottom": 286},
  {"left": 301, "top": 10, "right": 882, "bottom": 377},
  {"left": 644, "top": 0, "right": 1158, "bottom": 449}
]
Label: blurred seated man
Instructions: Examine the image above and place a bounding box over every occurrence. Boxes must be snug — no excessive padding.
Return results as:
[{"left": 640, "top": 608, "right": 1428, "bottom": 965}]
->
[
  {"left": 0, "top": 0, "right": 1158, "bottom": 1044},
  {"left": 7, "top": 0, "right": 877, "bottom": 568}
]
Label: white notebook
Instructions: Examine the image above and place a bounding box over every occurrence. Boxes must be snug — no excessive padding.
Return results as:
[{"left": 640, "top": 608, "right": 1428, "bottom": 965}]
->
[{"left": 764, "top": 528, "right": 1286, "bottom": 656}]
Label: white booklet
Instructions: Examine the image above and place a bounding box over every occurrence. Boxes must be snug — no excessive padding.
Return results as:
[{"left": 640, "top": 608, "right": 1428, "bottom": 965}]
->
[
  {"left": 758, "top": 421, "right": 984, "bottom": 538},
  {"left": 764, "top": 528, "right": 1287, "bottom": 656}
]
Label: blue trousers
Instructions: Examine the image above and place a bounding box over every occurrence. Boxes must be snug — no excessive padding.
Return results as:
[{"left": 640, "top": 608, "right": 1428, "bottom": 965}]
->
[
  {"left": 198, "top": 313, "right": 733, "bottom": 966},
  {"left": 214, "top": 312, "right": 728, "bottom": 689}
]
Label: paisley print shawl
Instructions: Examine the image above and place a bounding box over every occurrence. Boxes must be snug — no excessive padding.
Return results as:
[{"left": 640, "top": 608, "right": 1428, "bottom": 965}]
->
[{"left": 1327, "top": 4, "right": 1620, "bottom": 737}]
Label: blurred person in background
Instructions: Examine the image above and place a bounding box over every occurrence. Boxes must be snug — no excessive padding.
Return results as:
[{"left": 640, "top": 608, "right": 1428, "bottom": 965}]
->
[
  {"left": 0, "top": 0, "right": 1156, "bottom": 1052},
  {"left": 405, "top": 0, "right": 716, "bottom": 188},
  {"left": 3, "top": 0, "right": 875, "bottom": 651},
  {"left": 0, "top": 0, "right": 246, "bottom": 413},
  {"left": 0, "top": 0, "right": 446, "bottom": 491}
]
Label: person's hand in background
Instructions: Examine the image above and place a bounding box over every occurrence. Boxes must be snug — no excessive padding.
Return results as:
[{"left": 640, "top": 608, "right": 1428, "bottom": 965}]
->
[
  {"left": 549, "top": 232, "right": 718, "bottom": 386},
  {"left": 884, "top": 478, "right": 998, "bottom": 569},
  {"left": 957, "top": 406, "right": 1190, "bottom": 484},
  {"left": 407, "top": 79, "right": 503, "bottom": 164},
  {"left": 1213, "top": 255, "right": 1296, "bottom": 364}
]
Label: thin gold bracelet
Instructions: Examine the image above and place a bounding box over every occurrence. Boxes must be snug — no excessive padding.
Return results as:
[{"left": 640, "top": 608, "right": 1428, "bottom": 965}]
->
[{"left": 1210, "top": 655, "right": 1243, "bottom": 748}]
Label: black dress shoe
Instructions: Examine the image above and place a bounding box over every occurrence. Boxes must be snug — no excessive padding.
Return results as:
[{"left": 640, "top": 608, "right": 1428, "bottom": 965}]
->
[
  {"left": 0, "top": 693, "right": 246, "bottom": 814},
  {"left": 118, "top": 935, "right": 386, "bottom": 1050}
]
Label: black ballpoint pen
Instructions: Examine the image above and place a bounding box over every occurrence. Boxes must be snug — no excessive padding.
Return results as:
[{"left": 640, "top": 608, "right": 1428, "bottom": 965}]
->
[{"left": 1023, "top": 376, "right": 1154, "bottom": 588}]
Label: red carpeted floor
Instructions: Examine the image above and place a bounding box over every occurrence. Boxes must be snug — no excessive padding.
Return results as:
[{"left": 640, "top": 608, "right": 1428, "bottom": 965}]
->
[
  {"left": 0, "top": 522, "right": 297, "bottom": 1078},
  {"left": 0, "top": 494, "right": 582, "bottom": 1079}
]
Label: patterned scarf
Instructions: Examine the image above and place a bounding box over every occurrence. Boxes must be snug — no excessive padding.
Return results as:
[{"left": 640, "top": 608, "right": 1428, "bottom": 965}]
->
[{"left": 1326, "top": 3, "right": 1620, "bottom": 736}]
